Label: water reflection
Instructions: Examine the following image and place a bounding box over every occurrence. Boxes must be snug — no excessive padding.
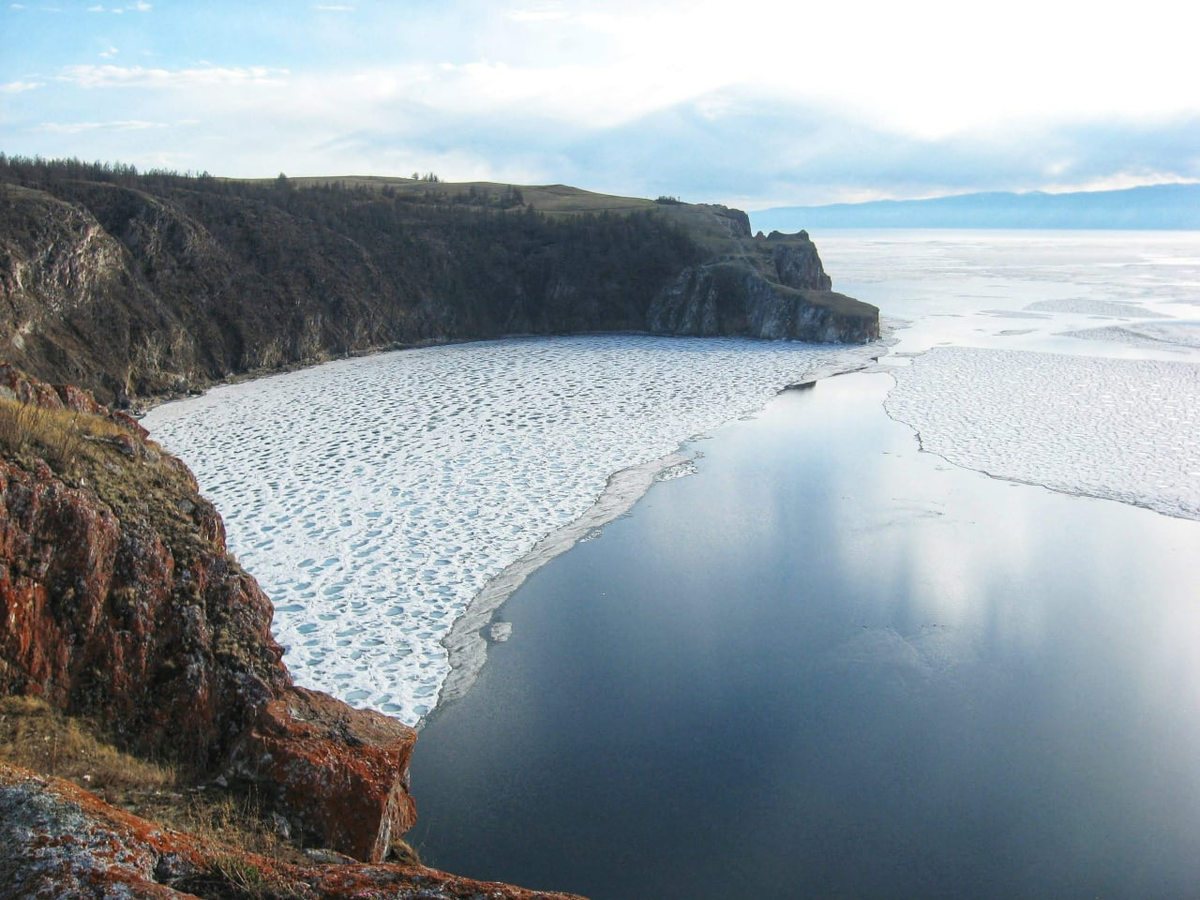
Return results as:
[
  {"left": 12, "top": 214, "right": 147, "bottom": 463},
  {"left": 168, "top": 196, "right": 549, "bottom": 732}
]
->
[{"left": 411, "top": 373, "right": 1200, "bottom": 899}]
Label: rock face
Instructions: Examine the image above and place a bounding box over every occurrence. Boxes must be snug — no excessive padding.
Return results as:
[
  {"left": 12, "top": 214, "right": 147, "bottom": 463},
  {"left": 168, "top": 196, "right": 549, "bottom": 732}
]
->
[
  {"left": 0, "top": 165, "right": 878, "bottom": 405},
  {"left": 0, "top": 363, "right": 289, "bottom": 771},
  {"left": 648, "top": 231, "right": 879, "bottom": 343},
  {"left": 229, "top": 686, "right": 418, "bottom": 864},
  {"left": 0, "top": 365, "right": 417, "bottom": 864},
  {"left": 0, "top": 762, "right": 585, "bottom": 900}
]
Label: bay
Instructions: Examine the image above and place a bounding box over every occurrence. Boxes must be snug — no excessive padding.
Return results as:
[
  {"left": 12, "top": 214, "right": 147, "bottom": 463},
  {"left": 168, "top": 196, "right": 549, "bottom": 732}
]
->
[{"left": 408, "top": 231, "right": 1200, "bottom": 899}]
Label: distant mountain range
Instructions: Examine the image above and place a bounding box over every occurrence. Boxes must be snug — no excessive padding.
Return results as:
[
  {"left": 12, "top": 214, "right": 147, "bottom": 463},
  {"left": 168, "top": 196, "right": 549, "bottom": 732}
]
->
[{"left": 750, "top": 183, "right": 1200, "bottom": 232}]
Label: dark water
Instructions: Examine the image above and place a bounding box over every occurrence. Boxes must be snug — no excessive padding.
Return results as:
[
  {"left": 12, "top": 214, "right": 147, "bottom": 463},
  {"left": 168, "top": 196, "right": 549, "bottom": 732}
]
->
[{"left": 409, "top": 373, "right": 1200, "bottom": 900}]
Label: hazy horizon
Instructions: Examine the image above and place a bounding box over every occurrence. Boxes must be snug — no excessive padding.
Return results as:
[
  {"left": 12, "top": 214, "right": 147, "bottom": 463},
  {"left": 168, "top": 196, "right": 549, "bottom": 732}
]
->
[{"left": 3, "top": 1, "right": 1199, "bottom": 209}]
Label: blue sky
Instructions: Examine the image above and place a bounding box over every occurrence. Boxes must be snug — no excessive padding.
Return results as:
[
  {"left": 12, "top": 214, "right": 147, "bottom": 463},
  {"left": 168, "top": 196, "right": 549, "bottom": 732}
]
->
[{"left": 2, "top": 0, "right": 1198, "bottom": 208}]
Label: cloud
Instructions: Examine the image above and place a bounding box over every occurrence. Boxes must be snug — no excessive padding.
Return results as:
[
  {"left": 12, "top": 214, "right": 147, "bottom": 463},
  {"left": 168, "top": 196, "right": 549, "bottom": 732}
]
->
[
  {"left": 99, "top": 46, "right": 119, "bottom": 59},
  {"left": 0, "top": 80, "right": 43, "bottom": 93},
  {"left": 60, "top": 64, "right": 289, "bottom": 89},
  {"left": 506, "top": 6, "right": 571, "bottom": 21},
  {"left": 6, "top": 1, "right": 1199, "bottom": 205},
  {"left": 309, "top": 83, "right": 1200, "bottom": 207},
  {"left": 35, "top": 119, "right": 167, "bottom": 133}
]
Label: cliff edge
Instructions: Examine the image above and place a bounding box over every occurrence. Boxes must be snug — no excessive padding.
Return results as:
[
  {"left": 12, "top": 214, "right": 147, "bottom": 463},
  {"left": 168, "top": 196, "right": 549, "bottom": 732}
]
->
[
  {"left": 0, "top": 160, "right": 878, "bottom": 405},
  {"left": 0, "top": 363, "right": 581, "bottom": 898}
]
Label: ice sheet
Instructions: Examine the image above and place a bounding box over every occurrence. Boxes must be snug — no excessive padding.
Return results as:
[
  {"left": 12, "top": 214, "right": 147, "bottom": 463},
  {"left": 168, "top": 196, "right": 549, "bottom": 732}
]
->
[
  {"left": 885, "top": 347, "right": 1200, "bottom": 521},
  {"left": 143, "top": 335, "right": 878, "bottom": 724},
  {"left": 1024, "top": 297, "right": 1168, "bottom": 318},
  {"left": 1064, "top": 321, "right": 1200, "bottom": 352}
]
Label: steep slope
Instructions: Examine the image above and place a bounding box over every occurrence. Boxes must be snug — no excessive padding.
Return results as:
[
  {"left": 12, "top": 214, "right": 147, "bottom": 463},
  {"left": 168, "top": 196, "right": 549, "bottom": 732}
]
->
[
  {"left": 0, "top": 363, "right": 585, "bottom": 896},
  {"left": 0, "top": 161, "right": 878, "bottom": 405}
]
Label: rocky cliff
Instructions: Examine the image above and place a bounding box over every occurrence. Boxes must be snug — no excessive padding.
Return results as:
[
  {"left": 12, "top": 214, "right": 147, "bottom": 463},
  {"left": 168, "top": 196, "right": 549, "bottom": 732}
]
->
[
  {"left": 0, "top": 364, "right": 578, "bottom": 897},
  {"left": 0, "top": 160, "right": 878, "bottom": 405},
  {"left": 648, "top": 230, "right": 877, "bottom": 343}
]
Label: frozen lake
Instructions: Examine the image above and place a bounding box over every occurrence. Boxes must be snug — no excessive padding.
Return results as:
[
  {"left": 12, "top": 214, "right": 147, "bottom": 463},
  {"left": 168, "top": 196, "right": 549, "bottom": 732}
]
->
[
  {"left": 407, "top": 230, "right": 1200, "bottom": 899},
  {"left": 145, "top": 229, "right": 1200, "bottom": 898},
  {"left": 143, "top": 334, "right": 879, "bottom": 723}
]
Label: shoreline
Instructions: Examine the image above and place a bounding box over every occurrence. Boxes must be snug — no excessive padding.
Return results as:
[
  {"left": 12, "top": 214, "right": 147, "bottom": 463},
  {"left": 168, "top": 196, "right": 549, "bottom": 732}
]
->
[
  {"left": 142, "top": 336, "right": 889, "bottom": 725},
  {"left": 434, "top": 449, "right": 691, "bottom": 720},
  {"left": 431, "top": 344, "right": 896, "bottom": 726}
]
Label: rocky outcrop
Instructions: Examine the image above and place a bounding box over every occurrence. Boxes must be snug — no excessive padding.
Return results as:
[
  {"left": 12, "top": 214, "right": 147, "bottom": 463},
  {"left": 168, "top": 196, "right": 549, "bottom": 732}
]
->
[
  {"left": 770, "top": 230, "right": 833, "bottom": 291},
  {"left": 0, "top": 762, "right": 585, "bottom": 900},
  {"left": 229, "top": 686, "right": 418, "bottom": 864},
  {"left": 647, "top": 231, "right": 879, "bottom": 343},
  {"left": 0, "top": 365, "right": 289, "bottom": 770},
  {"left": 1, "top": 166, "right": 878, "bottom": 405},
  {"left": 0, "top": 365, "right": 419, "bottom": 864}
]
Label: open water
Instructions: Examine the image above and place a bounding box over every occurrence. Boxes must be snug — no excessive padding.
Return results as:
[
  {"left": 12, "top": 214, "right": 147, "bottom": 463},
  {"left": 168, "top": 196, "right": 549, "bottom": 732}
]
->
[{"left": 407, "top": 231, "right": 1200, "bottom": 899}]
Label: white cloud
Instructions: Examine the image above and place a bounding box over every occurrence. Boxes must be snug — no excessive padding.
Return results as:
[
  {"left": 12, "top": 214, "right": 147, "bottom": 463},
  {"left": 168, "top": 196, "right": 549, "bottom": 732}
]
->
[
  {"left": 87, "top": 3, "right": 103, "bottom": 9},
  {"left": 6, "top": 0, "right": 1199, "bottom": 204},
  {"left": 35, "top": 119, "right": 167, "bottom": 133},
  {"left": 0, "top": 79, "right": 43, "bottom": 93},
  {"left": 99, "top": 46, "right": 119, "bottom": 59},
  {"left": 506, "top": 6, "right": 570, "bottom": 21},
  {"left": 60, "top": 64, "right": 290, "bottom": 89}
]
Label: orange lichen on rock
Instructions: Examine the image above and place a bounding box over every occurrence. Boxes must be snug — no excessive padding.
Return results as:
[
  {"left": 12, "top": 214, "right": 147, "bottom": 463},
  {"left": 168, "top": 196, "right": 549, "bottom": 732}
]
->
[
  {"left": 230, "top": 686, "right": 418, "bottom": 864},
  {"left": 0, "top": 363, "right": 422, "bottom": 866},
  {"left": 0, "top": 761, "right": 585, "bottom": 900}
]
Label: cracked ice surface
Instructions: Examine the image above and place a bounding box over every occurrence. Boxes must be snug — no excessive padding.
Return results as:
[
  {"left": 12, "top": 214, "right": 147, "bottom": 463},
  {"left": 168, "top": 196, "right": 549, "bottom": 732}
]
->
[
  {"left": 144, "top": 335, "right": 877, "bottom": 724},
  {"left": 885, "top": 347, "right": 1200, "bottom": 521}
]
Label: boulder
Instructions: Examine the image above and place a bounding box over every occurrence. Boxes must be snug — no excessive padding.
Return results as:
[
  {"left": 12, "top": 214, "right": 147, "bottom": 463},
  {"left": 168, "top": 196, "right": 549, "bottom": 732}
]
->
[{"left": 229, "top": 685, "right": 418, "bottom": 863}]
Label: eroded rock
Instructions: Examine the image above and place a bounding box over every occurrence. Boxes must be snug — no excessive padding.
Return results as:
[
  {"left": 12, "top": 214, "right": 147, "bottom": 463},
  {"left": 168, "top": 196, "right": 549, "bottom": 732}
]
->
[
  {"left": 0, "top": 365, "right": 419, "bottom": 867},
  {"left": 0, "top": 762, "right": 585, "bottom": 900},
  {"left": 229, "top": 686, "right": 418, "bottom": 864}
]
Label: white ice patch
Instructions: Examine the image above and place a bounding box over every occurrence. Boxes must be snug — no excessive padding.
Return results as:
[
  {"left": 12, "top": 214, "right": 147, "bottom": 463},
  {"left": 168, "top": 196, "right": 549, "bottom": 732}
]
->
[
  {"left": 885, "top": 347, "right": 1200, "bottom": 521},
  {"left": 143, "top": 335, "right": 877, "bottom": 724},
  {"left": 1064, "top": 321, "right": 1200, "bottom": 352},
  {"left": 1024, "top": 297, "right": 1169, "bottom": 318}
]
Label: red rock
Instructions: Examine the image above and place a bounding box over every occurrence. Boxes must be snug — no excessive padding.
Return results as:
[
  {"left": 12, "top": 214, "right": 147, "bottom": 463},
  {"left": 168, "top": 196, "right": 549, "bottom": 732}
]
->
[
  {"left": 230, "top": 685, "right": 418, "bottom": 863},
  {"left": 0, "top": 762, "right": 587, "bottom": 900},
  {"left": 0, "top": 449, "right": 288, "bottom": 770},
  {"left": 0, "top": 364, "right": 418, "bottom": 862}
]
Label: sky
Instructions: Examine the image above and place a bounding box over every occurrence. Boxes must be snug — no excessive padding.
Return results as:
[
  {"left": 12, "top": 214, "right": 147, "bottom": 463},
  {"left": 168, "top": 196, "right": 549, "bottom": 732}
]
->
[{"left": 2, "top": 0, "right": 1199, "bottom": 209}]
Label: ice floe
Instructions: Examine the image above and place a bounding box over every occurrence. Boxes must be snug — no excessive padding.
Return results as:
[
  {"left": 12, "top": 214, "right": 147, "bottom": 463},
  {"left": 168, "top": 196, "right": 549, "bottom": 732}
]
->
[
  {"left": 1064, "top": 321, "right": 1200, "bottom": 352},
  {"left": 1024, "top": 297, "right": 1168, "bottom": 318},
  {"left": 884, "top": 347, "right": 1200, "bottom": 521},
  {"left": 144, "top": 335, "right": 878, "bottom": 724}
]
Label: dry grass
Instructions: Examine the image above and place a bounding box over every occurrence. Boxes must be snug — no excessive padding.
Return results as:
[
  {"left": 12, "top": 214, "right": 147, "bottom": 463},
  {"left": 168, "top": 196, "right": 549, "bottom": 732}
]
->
[
  {"left": 0, "top": 396, "right": 129, "bottom": 475},
  {"left": 0, "top": 697, "right": 310, "bottom": 866},
  {"left": 0, "top": 695, "right": 175, "bottom": 792},
  {"left": 175, "top": 853, "right": 312, "bottom": 900},
  {"left": 239, "top": 174, "right": 660, "bottom": 216}
]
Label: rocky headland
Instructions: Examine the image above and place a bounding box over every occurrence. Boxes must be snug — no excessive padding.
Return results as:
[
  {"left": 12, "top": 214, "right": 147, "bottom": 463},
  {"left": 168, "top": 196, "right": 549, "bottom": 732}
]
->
[{"left": 0, "top": 158, "right": 878, "bottom": 406}]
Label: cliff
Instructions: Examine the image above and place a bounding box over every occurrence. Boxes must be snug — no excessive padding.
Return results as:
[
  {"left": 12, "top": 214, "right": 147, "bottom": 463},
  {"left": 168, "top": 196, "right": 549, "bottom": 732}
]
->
[
  {"left": 0, "top": 364, "right": 579, "bottom": 898},
  {"left": 648, "top": 229, "right": 878, "bottom": 343},
  {"left": 0, "top": 159, "right": 878, "bottom": 405}
]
